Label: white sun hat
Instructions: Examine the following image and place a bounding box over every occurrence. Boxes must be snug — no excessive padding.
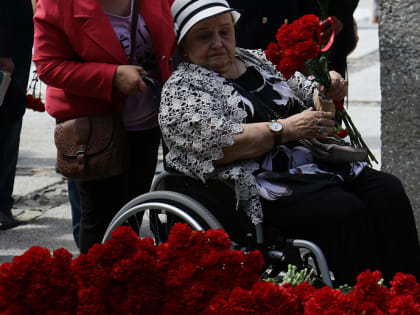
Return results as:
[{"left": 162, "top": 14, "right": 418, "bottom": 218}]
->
[{"left": 172, "top": 0, "right": 241, "bottom": 44}]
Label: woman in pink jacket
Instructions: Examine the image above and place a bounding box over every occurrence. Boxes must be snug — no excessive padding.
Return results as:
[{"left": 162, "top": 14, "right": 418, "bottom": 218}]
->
[{"left": 33, "top": 0, "right": 176, "bottom": 253}]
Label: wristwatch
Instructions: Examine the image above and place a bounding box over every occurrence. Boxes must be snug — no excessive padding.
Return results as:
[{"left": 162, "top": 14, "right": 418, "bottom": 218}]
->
[{"left": 267, "top": 120, "right": 283, "bottom": 146}]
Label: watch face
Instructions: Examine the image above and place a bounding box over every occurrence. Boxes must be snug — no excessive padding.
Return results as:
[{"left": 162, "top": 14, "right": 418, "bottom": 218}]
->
[{"left": 270, "top": 121, "right": 283, "bottom": 133}]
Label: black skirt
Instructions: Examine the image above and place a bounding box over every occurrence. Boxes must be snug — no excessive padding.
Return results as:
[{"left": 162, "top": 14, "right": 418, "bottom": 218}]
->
[{"left": 262, "top": 167, "right": 420, "bottom": 285}]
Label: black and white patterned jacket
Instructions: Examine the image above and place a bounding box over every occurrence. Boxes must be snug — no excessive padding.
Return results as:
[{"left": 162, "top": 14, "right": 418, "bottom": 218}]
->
[{"left": 159, "top": 48, "right": 316, "bottom": 224}]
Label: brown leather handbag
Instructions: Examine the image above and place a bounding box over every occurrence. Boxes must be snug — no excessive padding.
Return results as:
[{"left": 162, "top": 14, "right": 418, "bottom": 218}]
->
[{"left": 54, "top": 113, "right": 128, "bottom": 181}]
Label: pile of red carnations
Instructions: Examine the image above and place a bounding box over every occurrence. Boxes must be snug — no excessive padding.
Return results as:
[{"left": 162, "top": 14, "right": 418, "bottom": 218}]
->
[{"left": 0, "top": 224, "right": 419, "bottom": 314}]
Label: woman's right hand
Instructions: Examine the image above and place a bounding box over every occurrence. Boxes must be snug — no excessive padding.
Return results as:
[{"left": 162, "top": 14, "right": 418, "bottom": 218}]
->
[
  {"left": 282, "top": 108, "right": 335, "bottom": 142},
  {"left": 113, "top": 65, "right": 150, "bottom": 95}
]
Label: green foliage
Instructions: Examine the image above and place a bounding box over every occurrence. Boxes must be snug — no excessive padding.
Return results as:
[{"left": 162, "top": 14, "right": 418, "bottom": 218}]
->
[
  {"left": 265, "top": 264, "right": 316, "bottom": 287},
  {"left": 338, "top": 283, "right": 353, "bottom": 294},
  {"left": 305, "top": 58, "right": 331, "bottom": 92}
]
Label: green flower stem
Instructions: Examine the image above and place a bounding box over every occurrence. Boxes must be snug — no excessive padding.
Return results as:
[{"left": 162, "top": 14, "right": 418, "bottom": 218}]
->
[
  {"left": 342, "top": 109, "right": 378, "bottom": 164},
  {"left": 279, "top": 265, "right": 316, "bottom": 287},
  {"left": 306, "top": 59, "right": 331, "bottom": 92},
  {"left": 343, "top": 117, "right": 361, "bottom": 147},
  {"left": 339, "top": 112, "right": 358, "bottom": 147}
]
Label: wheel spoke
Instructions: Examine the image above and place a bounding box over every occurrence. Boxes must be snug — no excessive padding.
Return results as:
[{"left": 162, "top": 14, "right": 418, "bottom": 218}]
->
[
  {"left": 167, "top": 213, "right": 176, "bottom": 240},
  {"left": 133, "top": 213, "right": 141, "bottom": 237}
]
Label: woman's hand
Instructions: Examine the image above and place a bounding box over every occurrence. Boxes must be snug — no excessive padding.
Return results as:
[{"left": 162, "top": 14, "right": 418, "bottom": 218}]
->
[
  {"left": 113, "top": 65, "right": 150, "bottom": 95},
  {"left": 282, "top": 108, "right": 336, "bottom": 141},
  {"left": 320, "top": 16, "right": 343, "bottom": 45},
  {"left": 314, "top": 90, "right": 335, "bottom": 116},
  {"left": 318, "top": 71, "right": 347, "bottom": 101},
  {"left": 215, "top": 108, "right": 335, "bottom": 165}
]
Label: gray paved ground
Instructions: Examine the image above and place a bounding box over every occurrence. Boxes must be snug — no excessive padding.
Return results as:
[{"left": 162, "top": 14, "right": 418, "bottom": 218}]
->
[{"left": 0, "top": 0, "right": 381, "bottom": 263}]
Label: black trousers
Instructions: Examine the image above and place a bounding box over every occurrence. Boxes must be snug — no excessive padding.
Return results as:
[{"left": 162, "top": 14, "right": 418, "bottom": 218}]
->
[
  {"left": 166, "top": 167, "right": 420, "bottom": 285},
  {"left": 262, "top": 167, "right": 420, "bottom": 285},
  {"left": 76, "top": 127, "right": 161, "bottom": 254}
]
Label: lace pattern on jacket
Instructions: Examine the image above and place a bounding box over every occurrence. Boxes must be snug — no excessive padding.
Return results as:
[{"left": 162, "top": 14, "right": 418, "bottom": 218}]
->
[{"left": 159, "top": 48, "right": 317, "bottom": 224}]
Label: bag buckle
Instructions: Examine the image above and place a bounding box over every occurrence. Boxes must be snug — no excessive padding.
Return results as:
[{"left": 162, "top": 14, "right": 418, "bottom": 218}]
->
[{"left": 76, "top": 150, "right": 86, "bottom": 172}]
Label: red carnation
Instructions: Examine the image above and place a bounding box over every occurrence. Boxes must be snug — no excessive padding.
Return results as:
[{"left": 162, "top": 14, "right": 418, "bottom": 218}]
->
[
  {"left": 352, "top": 270, "right": 390, "bottom": 311},
  {"left": 204, "top": 291, "right": 231, "bottom": 314},
  {"left": 278, "top": 49, "right": 305, "bottom": 79},
  {"left": 265, "top": 42, "right": 283, "bottom": 66},
  {"left": 205, "top": 228, "right": 231, "bottom": 250},
  {"left": 336, "top": 129, "right": 348, "bottom": 138},
  {"left": 387, "top": 295, "right": 420, "bottom": 315},
  {"left": 294, "top": 40, "right": 320, "bottom": 60},
  {"left": 275, "top": 24, "right": 294, "bottom": 49},
  {"left": 289, "top": 14, "right": 321, "bottom": 44},
  {"left": 304, "top": 285, "right": 343, "bottom": 314},
  {"left": 26, "top": 94, "right": 45, "bottom": 112},
  {"left": 334, "top": 99, "right": 345, "bottom": 110},
  {"left": 267, "top": 15, "right": 323, "bottom": 80},
  {"left": 252, "top": 281, "right": 300, "bottom": 314},
  {"left": 228, "top": 287, "right": 257, "bottom": 313},
  {"left": 390, "top": 272, "right": 420, "bottom": 304}
]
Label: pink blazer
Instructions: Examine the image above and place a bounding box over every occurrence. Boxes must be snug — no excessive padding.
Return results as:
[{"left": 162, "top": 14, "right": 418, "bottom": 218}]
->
[{"left": 33, "top": 0, "right": 176, "bottom": 120}]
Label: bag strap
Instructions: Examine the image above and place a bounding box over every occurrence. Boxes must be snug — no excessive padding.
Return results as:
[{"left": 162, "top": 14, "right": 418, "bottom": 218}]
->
[{"left": 129, "top": 0, "right": 139, "bottom": 64}]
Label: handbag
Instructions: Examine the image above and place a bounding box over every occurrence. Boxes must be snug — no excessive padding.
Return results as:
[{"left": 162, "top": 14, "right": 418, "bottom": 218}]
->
[
  {"left": 54, "top": 0, "right": 140, "bottom": 180},
  {"left": 300, "top": 135, "right": 369, "bottom": 164},
  {"left": 55, "top": 113, "right": 128, "bottom": 180}
]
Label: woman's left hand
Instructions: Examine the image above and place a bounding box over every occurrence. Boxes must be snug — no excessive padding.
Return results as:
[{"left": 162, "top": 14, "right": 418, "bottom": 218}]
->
[
  {"left": 113, "top": 65, "right": 150, "bottom": 95},
  {"left": 320, "top": 71, "right": 348, "bottom": 101},
  {"left": 320, "top": 16, "right": 343, "bottom": 45}
]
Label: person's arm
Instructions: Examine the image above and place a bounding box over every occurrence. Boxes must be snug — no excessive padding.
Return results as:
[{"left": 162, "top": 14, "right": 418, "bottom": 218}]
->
[
  {"left": 33, "top": 0, "right": 120, "bottom": 101},
  {"left": 33, "top": 0, "right": 151, "bottom": 100},
  {"left": 215, "top": 108, "right": 335, "bottom": 165},
  {"left": 320, "top": 16, "right": 344, "bottom": 45},
  {"left": 160, "top": 68, "right": 335, "bottom": 168}
]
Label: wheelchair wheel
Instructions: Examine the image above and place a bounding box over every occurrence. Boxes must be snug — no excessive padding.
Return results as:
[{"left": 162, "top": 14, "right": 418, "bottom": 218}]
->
[{"left": 102, "top": 191, "right": 223, "bottom": 244}]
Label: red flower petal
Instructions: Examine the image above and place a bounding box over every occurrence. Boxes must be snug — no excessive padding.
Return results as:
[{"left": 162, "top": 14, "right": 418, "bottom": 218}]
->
[{"left": 334, "top": 100, "right": 345, "bottom": 110}]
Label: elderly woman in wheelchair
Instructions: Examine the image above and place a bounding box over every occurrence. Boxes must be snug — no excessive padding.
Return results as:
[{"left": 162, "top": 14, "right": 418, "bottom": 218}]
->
[{"left": 105, "top": 0, "right": 420, "bottom": 287}]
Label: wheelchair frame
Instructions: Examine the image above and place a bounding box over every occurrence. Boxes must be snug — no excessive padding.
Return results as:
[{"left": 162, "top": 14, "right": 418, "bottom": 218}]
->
[{"left": 102, "top": 170, "right": 333, "bottom": 287}]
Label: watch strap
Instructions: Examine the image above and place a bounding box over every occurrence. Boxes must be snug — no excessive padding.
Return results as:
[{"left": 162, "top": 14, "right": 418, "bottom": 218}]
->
[{"left": 273, "top": 131, "right": 282, "bottom": 146}]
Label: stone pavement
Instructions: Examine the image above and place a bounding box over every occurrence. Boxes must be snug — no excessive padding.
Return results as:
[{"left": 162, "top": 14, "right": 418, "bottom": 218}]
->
[{"left": 0, "top": 1, "right": 381, "bottom": 263}]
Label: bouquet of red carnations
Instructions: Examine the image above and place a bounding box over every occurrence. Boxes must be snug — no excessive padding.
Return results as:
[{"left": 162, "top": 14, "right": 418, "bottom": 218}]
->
[{"left": 265, "top": 14, "right": 377, "bottom": 164}]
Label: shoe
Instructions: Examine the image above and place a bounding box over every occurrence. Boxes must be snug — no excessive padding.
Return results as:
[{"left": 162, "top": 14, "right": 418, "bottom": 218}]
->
[{"left": 0, "top": 208, "right": 20, "bottom": 230}]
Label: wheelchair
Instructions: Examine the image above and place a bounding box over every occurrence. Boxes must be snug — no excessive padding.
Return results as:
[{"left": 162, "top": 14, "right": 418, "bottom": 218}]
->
[{"left": 102, "top": 169, "right": 334, "bottom": 287}]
